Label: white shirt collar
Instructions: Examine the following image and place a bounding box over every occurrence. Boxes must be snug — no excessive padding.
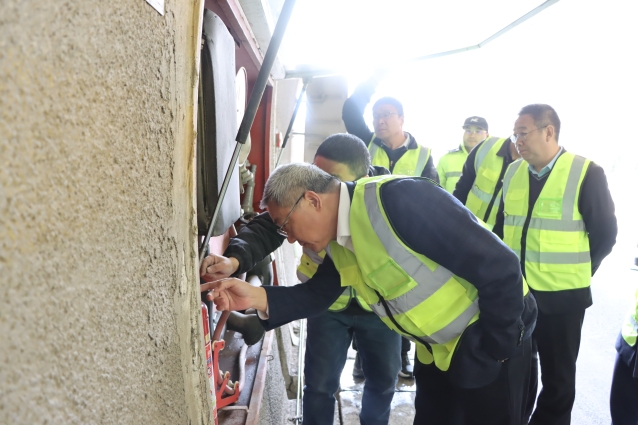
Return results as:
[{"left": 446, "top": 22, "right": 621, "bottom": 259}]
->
[{"left": 335, "top": 183, "right": 354, "bottom": 253}]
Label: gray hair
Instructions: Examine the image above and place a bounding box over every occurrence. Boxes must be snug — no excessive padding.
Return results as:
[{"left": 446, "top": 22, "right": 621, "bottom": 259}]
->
[{"left": 260, "top": 163, "right": 339, "bottom": 209}]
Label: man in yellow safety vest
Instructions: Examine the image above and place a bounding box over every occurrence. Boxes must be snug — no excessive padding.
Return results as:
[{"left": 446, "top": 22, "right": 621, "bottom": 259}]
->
[
  {"left": 493, "top": 104, "right": 618, "bottom": 425},
  {"left": 437, "top": 116, "right": 489, "bottom": 193}
]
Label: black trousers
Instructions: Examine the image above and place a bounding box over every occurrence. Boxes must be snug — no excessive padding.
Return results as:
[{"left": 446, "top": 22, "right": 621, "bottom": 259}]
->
[
  {"left": 609, "top": 351, "right": 638, "bottom": 425},
  {"left": 413, "top": 337, "right": 532, "bottom": 425},
  {"left": 527, "top": 309, "right": 585, "bottom": 425}
]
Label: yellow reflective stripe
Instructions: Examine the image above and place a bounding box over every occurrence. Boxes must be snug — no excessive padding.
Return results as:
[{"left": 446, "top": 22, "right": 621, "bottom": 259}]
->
[
  {"left": 523, "top": 250, "right": 591, "bottom": 264},
  {"left": 414, "top": 146, "right": 431, "bottom": 176},
  {"left": 473, "top": 137, "right": 500, "bottom": 173}
]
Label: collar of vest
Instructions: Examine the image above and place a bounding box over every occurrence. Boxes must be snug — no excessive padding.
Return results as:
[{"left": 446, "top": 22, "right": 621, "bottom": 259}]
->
[{"left": 372, "top": 131, "right": 418, "bottom": 150}]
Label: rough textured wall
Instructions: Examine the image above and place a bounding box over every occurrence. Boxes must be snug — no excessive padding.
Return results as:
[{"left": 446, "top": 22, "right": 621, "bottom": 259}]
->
[{"left": 0, "top": 0, "right": 212, "bottom": 423}]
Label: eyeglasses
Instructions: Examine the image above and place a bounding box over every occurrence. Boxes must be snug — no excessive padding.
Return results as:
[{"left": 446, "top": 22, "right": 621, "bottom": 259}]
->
[
  {"left": 372, "top": 112, "right": 398, "bottom": 121},
  {"left": 511, "top": 126, "right": 548, "bottom": 143},
  {"left": 276, "top": 192, "right": 305, "bottom": 237}
]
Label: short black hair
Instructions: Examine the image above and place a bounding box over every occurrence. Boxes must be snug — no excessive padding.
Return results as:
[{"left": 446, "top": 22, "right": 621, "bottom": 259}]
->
[
  {"left": 314, "top": 133, "right": 371, "bottom": 180},
  {"left": 519, "top": 104, "right": 561, "bottom": 141},
  {"left": 373, "top": 96, "right": 404, "bottom": 117}
]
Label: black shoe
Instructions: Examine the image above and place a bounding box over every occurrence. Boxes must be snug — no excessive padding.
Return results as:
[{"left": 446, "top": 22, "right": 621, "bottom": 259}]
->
[
  {"left": 352, "top": 353, "right": 365, "bottom": 379},
  {"left": 398, "top": 352, "right": 413, "bottom": 379}
]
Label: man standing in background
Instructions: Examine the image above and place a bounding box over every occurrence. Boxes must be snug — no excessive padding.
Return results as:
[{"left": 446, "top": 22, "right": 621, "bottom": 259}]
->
[
  {"left": 342, "top": 73, "right": 438, "bottom": 379},
  {"left": 494, "top": 104, "right": 617, "bottom": 425},
  {"left": 341, "top": 73, "right": 438, "bottom": 182},
  {"left": 437, "top": 116, "right": 489, "bottom": 193}
]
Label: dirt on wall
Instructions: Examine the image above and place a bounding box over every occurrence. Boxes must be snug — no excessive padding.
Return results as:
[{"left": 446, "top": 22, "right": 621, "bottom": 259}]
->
[{"left": 0, "top": 0, "right": 212, "bottom": 423}]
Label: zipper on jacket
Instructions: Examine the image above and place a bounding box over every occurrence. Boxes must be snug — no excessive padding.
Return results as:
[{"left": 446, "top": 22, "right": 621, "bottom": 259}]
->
[{"left": 374, "top": 290, "right": 433, "bottom": 354}]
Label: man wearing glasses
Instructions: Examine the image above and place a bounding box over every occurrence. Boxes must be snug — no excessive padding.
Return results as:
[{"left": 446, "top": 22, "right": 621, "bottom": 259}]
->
[
  {"left": 201, "top": 162, "right": 537, "bottom": 425},
  {"left": 341, "top": 73, "right": 438, "bottom": 182},
  {"left": 201, "top": 134, "right": 401, "bottom": 425},
  {"left": 342, "top": 73, "right": 438, "bottom": 378},
  {"left": 437, "top": 116, "right": 490, "bottom": 194},
  {"left": 453, "top": 122, "right": 520, "bottom": 228},
  {"left": 492, "top": 104, "right": 617, "bottom": 425}
]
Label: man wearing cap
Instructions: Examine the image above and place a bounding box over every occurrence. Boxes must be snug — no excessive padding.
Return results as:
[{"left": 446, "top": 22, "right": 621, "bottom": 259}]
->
[
  {"left": 437, "top": 116, "right": 489, "bottom": 193},
  {"left": 453, "top": 124, "right": 520, "bottom": 228}
]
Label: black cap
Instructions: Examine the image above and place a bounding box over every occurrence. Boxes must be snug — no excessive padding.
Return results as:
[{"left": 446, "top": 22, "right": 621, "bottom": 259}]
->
[{"left": 462, "top": 116, "right": 488, "bottom": 131}]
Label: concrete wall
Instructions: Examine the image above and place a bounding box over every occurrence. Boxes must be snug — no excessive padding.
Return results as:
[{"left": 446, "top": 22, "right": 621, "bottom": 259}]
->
[{"left": 0, "top": 0, "right": 213, "bottom": 423}]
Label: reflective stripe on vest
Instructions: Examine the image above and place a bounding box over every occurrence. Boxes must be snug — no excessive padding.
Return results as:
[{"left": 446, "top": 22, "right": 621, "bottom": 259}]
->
[
  {"left": 502, "top": 153, "right": 591, "bottom": 291},
  {"left": 368, "top": 135, "right": 431, "bottom": 177},
  {"left": 464, "top": 137, "right": 507, "bottom": 226},
  {"left": 297, "top": 246, "right": 372, "bottom": 312},
  {"left": 446, "top": 171, "right": 462, "bottom": 178},
  {"left": 622, "top": 289, "right": 638, "bottom": 347}
]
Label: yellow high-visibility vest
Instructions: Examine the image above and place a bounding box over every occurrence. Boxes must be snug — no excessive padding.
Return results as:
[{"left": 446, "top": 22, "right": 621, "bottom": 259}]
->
[
  {"left": 368, "top": 135, "right": 431, "bottom": 177},
  {"left": 342, "top": 175, "right": 528, "bottom": 370},
  {"left": 464, "top": 137, "right": 508, "bottom": 227},
  {"left": 296, "top": 246, "right": 372, "bottom": 312},
  {"left": 502, "top": 152, "right": 591, "bottom": 292},
  {"left": 437, "top": 144, "right": 469, "bottom": 193}
]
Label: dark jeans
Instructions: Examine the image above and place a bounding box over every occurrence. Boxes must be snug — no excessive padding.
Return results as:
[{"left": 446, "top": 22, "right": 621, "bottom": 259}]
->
[
  {"left": 303, "top": 310, "right": 401, "bottom": 425},
  {"left": 413, "top": 337, "right": 532, "bottom": 425},
  {"left": 528, "top": 309, "right": 585, "bottom": 425},
  {"left": 609, "top": 341, "right": 638, "bottom": 425}
]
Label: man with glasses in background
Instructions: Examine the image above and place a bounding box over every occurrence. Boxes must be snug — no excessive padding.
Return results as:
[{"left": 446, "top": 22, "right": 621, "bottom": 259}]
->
[
  {"left": 493, "top": 104, "right": 618, "bottom": 425},
  {"left": 342, "top": 72, "right": 438, "bottom": 379},
  {"left": 437, "top": 116, "right": 489, "bottom": 193}
]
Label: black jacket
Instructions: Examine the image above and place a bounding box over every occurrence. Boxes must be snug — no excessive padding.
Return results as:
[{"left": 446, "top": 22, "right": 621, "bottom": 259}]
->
[
  {"left": 493, "top": 151, "right": 617, "bottom": 314},
  {"left": 341, "top": 79, "right": 439, "bottom": 182}
]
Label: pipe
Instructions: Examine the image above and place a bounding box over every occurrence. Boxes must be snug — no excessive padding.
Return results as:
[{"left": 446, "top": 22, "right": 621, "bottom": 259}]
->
[
  {"left": 294, "top": 319, "right": 306, "bottom": 424},
  {"left": 238, "top": 343, "right": 249, "bottom": 394},
  {"left": 198, "top": 0, "right": 298, "bottom": 264},
  {"left": 236, "top": 0, "right": 298, "bottom": 145},
  {"left": 275, "top": 78, "right": 310, "bottom": 168}
]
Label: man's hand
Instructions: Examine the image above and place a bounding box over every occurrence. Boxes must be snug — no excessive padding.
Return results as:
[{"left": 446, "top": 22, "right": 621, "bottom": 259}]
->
[
  {"left": 200, "top": 254, "right": 240, "bottom": 282},
  {"left": 200, "top": 278, "right": 267, "bottom": 312}
]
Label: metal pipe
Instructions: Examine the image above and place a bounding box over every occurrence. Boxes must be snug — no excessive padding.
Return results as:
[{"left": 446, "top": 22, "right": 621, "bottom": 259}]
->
[
  {"left": 236, "top": 0, "right": 298, "bottom": 145},
  {"left": 284, "top": 0, "right": 560, "bottom": 80},
  {"left": 294, "top": 319, "right": 306, "bottom": 424},
  {"left": 198, "top": 0, "right": 298, "bottom": 264},
  {"left": 275, "top": 78, "right": 309, "bottom": 168}
]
